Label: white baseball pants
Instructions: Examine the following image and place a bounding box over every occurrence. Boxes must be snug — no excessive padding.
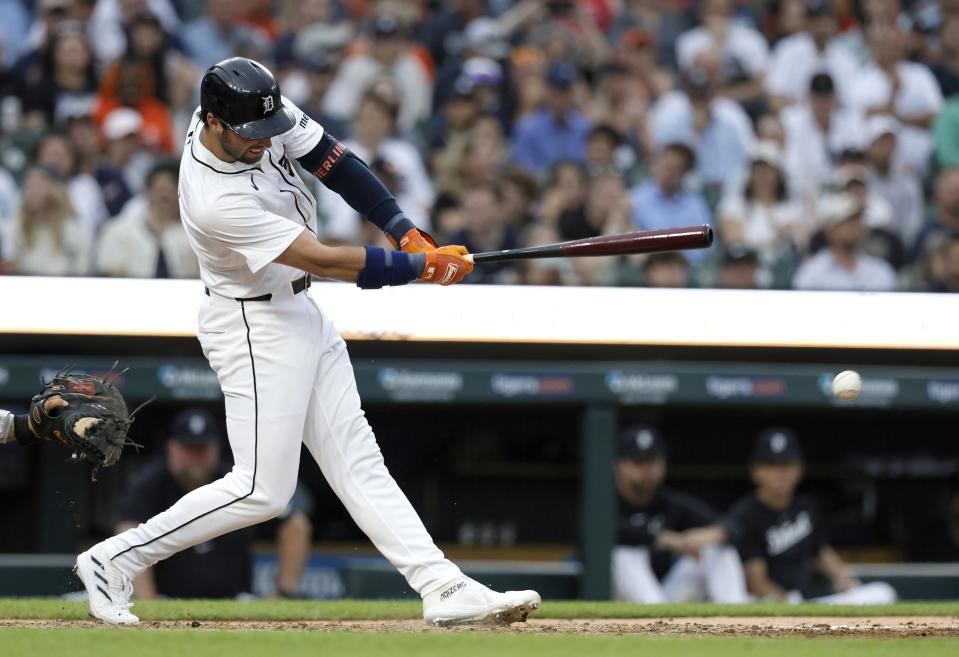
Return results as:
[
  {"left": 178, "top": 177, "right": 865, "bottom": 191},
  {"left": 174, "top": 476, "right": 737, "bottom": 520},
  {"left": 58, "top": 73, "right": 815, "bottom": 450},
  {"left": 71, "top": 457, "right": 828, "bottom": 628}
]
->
[
  {"left": 800, "top": 581, "right": 898, "bottom": 605},
  {"left": 612, "top": 544, "right": 749, "bottom": 603},
  {"left": 102, "top": 286, "right": 461, "bottom": 595}
]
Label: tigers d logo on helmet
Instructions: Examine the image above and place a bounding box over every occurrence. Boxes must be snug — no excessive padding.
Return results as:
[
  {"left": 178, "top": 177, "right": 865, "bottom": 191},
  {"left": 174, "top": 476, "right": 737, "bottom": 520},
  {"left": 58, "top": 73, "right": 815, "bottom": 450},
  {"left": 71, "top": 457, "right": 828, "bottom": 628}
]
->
[{"left": 262, "top": 95, "right": 274, "bottom": 115}]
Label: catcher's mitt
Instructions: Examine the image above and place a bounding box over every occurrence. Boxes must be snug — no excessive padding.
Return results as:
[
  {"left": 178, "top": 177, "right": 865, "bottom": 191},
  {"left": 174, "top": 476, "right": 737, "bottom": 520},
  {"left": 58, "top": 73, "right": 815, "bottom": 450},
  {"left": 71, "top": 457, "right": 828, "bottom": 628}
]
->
[{"left": 29, "top": 368, "right": 144, "bottom": 477}]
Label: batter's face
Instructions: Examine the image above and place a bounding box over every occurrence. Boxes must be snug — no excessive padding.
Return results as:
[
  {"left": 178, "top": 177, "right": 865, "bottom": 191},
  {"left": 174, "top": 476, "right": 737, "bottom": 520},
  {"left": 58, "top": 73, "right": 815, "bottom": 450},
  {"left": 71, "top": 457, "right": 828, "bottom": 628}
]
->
[{"left": 206, "top": 114, "right": 272, "bottom": 164}]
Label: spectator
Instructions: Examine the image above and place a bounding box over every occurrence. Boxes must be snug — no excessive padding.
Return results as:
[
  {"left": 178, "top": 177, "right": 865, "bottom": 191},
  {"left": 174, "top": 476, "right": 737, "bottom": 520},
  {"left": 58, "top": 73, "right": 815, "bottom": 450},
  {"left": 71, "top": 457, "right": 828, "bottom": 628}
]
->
[
  {"left": 782, "top": 72, "right": 864, "bottom": 198},
  {"left": 642, "top": 251, "right": 691, "bottom": 288},
  {"left": 915, "top": 169, "right": 959, "bottom": 289},
  {"left": 100, "top": 107, "right": 155, "bottom": 194},
  {"left": 675, "top": 0, "right": 770, "bottom": 107},
  {"left": 447, "top": 183, "right": 519, "bottom": 284},
  {"left": 317, "top": 92, "right": 434, "bottom": 244},
  {"left": 722, "top": 428, "right": 897, "bottom": 604},
  {"left": 586, "top": 59, "right": 651, "bottom": 150},
  {"left": 115, "top": 409, "right": 312, "bottom": 599},
  {"left": 792, "top": 193, "right": 897, "bottom": 291},
  {"left": 612, "top": 425, "right": 747, "bottom": 603},
  {"left": 123, "top": 12, "right": 198, "bottom": 111},
  {"left": 292, "top": 53, "right": 350, "bottom": 140},
  {"left": 274, "top": 0, "right": 352, "bottom": 69},
  {"left": 765, "top": 0, "right": 859, "bottom": 110},
  {"left": 510, "top": 60, "right": 592, "bottom": 175},
  {"left": 500, "top": 167, "right": 539, "bottom": 230},
  {"left": 0, "top": 165, "right": 19, "bottom": 232},
  {"left": 180, "top": 0, "right": 270, "bottom": 71},
  {"left": 87, "top": 0, "right": 182, "bottom": 66},
  {"left": 849, "top": 23, "right": 943, "bottom": 175},
  {"left": 648, "top": 68, "right": 754, "bottom": 189},
  {"left": 66, "top": 114, "right": 132, "bottom": 217},
  {"left": 12, "top": 0, "right": 75, "bottom": 95},
  {"left": 716, "top": 247, "right": 761, "bottom": 289},
  {"left": 930, "top": 13, "right": 959, "bottom": 98},
  {"left": 925, "top": 234, "right": 959, "bottom": 293},
  {"left": 1, "top": 165, "right": 90, "bottom": 276},
  {"left": 428, "top": 77, "right": 481, "bottom": 167},
  {"left": 537, "top": 161, "right": 590, "bottom": 229},
  {"left": 34, "top": 130, "right": 108, "bottom": 237},
  {"left": 629, "top": 143, "right": 712, "bottom": 265},
  {"left": 435, "top": 114, "right": 509, "bottom": 198},
  {"left": 94, "top": 57, "right": 175, "bottom": 154},
  {"left": 717, "top": 141, "right": 808, "bottom": 261},
  {"left": 863, "top": 116, "right": 924, "bottom": 248},
  {"left": 95, "top": 160, "right": 198, "bottom": 278},
  {"left": 323, "top": 14, "right": 433, "bottom": 134},
  {"left": 934, "top": 96, "right": 959, "bottom": 170},
  {"left": 16, "top": 21, "right": 99, "bottom": 128}
]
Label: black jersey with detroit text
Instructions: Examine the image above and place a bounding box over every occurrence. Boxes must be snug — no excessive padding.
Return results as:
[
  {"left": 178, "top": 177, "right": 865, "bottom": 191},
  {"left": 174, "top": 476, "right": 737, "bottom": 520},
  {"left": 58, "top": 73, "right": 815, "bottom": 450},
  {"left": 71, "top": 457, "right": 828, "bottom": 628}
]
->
[
  {"left": 617, "top": 487, "right": 718, "bottom": 579},
  {"left": 722, "top": 493, "right": 826, "bottom": 594}
]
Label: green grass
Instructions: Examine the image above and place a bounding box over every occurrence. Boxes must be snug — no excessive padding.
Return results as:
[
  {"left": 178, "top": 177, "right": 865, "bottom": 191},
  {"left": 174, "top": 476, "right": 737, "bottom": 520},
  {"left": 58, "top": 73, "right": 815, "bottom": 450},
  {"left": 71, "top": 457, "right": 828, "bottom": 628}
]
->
[
  {"left": 0, "top": 598, "right": 957, "bottom": 621},
  {"left": 0, "top": 630, "right": 956, "bottom": 657}
]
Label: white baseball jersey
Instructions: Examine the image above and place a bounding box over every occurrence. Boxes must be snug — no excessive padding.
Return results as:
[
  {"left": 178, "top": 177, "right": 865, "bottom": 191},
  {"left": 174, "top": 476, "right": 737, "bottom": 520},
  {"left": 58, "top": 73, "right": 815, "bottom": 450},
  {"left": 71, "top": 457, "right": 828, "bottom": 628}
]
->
[
  {"left": 178, "top": 98, "right": 322, "bottom": 299},
  {"left": 100, "top": 99, "right": 462, "bottom": 598},
  {"left": 0, "top": 409, "right": 12, "bottom": 444}
]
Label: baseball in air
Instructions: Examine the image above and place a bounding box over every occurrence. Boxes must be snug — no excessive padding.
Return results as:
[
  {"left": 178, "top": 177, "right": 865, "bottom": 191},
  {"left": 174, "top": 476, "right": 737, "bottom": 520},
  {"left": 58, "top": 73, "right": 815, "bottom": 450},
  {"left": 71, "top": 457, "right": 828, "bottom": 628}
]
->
[{"left": 831, "top": 370, "right": 862, "bottom": 400}]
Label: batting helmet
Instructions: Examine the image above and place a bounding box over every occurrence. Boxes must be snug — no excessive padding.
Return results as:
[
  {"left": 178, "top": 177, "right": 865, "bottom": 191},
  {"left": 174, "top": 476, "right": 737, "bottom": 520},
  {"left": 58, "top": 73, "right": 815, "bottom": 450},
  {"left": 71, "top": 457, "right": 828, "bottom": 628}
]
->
[{"left": 200, "top": 57, "right": 295, "bottom": 139}]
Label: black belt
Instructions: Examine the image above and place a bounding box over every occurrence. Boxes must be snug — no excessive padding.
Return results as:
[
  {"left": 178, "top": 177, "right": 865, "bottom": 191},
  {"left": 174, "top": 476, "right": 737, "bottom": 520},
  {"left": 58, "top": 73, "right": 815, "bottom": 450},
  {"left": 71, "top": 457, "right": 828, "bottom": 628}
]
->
[{"left": 205, "top": 275, "right": 311, "bottom": 302}]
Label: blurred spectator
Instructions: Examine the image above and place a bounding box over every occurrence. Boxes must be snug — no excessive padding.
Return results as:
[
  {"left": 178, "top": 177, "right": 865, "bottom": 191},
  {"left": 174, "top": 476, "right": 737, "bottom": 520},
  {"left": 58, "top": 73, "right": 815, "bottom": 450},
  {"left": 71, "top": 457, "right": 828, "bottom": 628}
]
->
[
  {"left": 536, "top": 160, "right": 589, "bottom": 229},
  {"left": 94, "top": 57, "right": 175, "bottom": 154},
  {"left": 765, "top": 0, "right": 858, "bottom": 110},
  {"left": 849, "top": 23, "right": 943, "bottom": 175},
  {"left": 648, "top": 68, "right": 754, "bottom": 189},
  {"left": 863, "top": 116, "right": 924, "bottom": 248},
  {"left": 318, "top": 92, "right": 434, "bottom": 244},
  {"left": 34, "top": 130, "right": 108, "bottom": 236},
  {"left": 435, "top": 114, "right": 508, "bottom": 198},
  {"left": 447, "top": 183, "right": 519, "bottom": 284},
  {"left": 782, "top": 72, "right": 864, "bottom": 198},
  {"left": 181, "top": 0, "right": 270, "bottom": 71},
  {"left": 925, "top": 234, "right": 959, "bottom": 293},
  {"left": 511, "top": 60, "right": 592, "bottom": 175},
  {"left": 324, "top": 14, "right": 433, "bottom": 134},
  {"left": 933, "top": 95, "right": 959, "bottom": 170},
  {"left": 16, "top": 20, "right": 98, "bottom": 128},
  {"left": 629, "top": 143, "right": 712, "bottom": 265},
  {"left": 95, "top": 160, "right": 197, "bottom": 278},
  {"left": 428, "top": 77, "right": 481, "bottom": 166},
  {"left": 833, "top": 159, "right": 895, "bottom": 237},
  {"left": 500, "top": 167, "right": 539, "bottom": 230},
  {"left": 717, "top": 141, "right": 808, "bottom": 261},
  {"left": 716, "top": 246, "right": 761, "bottom": 289},
  {"left": 584, "top": 123, "right": 633, "bottom": 177},
  {"left": 675, "top": 0, "right": 769, "bottom": 107},
  {"left": 123, "top": 12, "right": 198, "bottom": 110},
  {"left": 293, "top": 53, "right": 349, "bottom": 140},
  {"left": 721, "top": 428, "right": 897, "bottom": 604},
  {"left": 0, "top": 0, "right": 31, "bottom": 70},
  {"left": 115, "top": 409, "right": 312, "bottom": 599},
  {"left": 87, "top": 0, "right": 182, "bottom": 65},
  {"left": 0, "top": 165, "right": 19, "bottom": 231},
  {"left": 916, "top": 169, "right": 959, "bottom": 289},
  {"left": 642, "top": 251, "right": 691, "bottom": 288},
  {"left": 1, "top": 165, "right": 90, "bottom": 276},
  {"left": 66, "top": 114, "right": 132, "bottom": 217},
  {"left": 612, "top": 425, "right": 747, "bottom": 603},
  {"left": 12, "top": 0, "right": 75, "bottom": 88},
  {"left": 274, "top": 0, "right": 352, "bottom": 69},
  {"left": 100, "top": 107, "right": 154, "bottom": 194},
  {"left": 930, "top": 13, "right": 959, "bottom": 97},
  {"left": 792, "top": 193, "right": 897, "bottom": 291},
  {"left": 586, "top": 59, "right": 652, "bottom": 153}
]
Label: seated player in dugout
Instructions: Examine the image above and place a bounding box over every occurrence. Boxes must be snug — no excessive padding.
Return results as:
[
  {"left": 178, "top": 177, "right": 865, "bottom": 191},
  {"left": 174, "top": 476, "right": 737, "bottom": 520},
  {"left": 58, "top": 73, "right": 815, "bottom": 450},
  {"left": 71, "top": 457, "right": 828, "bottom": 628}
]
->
[
  {"left": 686, "top": 428, "right": 897, "bottom": 604},
  {"left": 114, "top": 409, "right": 312, "bottom": 599},
  {"left": 611, "top": 425, "right": 748, "bottom": 603}
]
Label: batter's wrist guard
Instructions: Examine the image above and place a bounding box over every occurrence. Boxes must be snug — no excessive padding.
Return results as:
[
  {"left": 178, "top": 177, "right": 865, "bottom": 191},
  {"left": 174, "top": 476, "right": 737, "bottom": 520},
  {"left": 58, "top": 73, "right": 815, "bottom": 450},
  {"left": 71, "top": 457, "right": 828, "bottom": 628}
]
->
[{"left": 356, "top": 247, "right": 425, "bottom": 289}]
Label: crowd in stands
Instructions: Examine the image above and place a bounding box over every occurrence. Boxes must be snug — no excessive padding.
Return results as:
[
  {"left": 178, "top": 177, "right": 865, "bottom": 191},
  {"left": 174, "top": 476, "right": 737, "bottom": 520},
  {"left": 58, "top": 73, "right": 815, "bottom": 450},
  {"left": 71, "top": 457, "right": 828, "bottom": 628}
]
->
[{"left": 2, "top": 0, "right": 959, "bottom": 292}]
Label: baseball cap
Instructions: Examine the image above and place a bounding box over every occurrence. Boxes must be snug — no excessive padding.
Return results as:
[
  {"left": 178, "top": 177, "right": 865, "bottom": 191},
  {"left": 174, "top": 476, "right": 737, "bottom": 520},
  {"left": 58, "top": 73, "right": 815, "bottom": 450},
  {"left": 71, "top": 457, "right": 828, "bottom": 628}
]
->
[
  {"left": 102, "top": 108, "right": 143, "bottom": 141},
  {"left": 546, "top": 61, "right": 577, "bottom": 89},
  {"left": 618, "top": 425, "right": 666, "bottom": 460},
  {"left": 819, "top": 192, "right": 864, "bottom": 226},
  {"left": 750, "top": 427, "right": 803, "bottom": 464},
  {"left": 864, "top": 115, "right": 899, "bottom": 144},
  {"left": 169, "top": 408, "right": 221, "bottom": 445}
]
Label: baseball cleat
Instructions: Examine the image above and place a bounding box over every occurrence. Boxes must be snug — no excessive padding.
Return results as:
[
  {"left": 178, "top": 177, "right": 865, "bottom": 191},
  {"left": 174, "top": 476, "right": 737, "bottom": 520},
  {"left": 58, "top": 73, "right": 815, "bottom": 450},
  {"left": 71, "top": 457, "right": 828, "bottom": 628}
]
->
[
  {"left": 74, "top": 545, "right": 139, "bottom": 625},
  {"left": 422, "top": 576, "right": 541, "bottom": 626}
]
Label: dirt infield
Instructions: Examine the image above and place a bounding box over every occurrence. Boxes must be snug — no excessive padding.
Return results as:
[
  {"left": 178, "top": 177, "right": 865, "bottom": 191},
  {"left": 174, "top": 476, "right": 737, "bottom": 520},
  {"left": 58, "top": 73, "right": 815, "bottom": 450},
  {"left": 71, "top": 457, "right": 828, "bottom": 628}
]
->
[{"left": 2, "top": 616, "right": 957, "bottom": 638}]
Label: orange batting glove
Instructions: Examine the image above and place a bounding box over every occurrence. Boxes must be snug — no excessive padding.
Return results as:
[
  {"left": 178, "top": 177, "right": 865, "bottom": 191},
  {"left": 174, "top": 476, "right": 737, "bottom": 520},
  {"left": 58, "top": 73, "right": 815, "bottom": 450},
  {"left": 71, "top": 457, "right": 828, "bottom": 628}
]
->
[
  {"left": 420, "top": 245, "right": 473, "bottom": 285},
  {"left": 390, "top": 227, "right": 438, "bottom": 254}
]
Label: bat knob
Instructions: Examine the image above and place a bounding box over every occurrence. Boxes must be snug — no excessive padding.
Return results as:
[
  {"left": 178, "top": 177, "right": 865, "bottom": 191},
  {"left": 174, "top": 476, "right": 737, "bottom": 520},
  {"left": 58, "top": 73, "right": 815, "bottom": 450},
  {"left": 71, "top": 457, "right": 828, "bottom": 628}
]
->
[{"left": 464, "top": 254, "right": 475, "bottom": 265}]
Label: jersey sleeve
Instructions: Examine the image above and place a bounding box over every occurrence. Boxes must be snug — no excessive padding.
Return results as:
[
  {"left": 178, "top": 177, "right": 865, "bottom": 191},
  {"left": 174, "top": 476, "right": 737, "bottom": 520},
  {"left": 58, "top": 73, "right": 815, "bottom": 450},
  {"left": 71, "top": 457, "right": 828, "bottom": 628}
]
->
[
  {"left": 276, "top": 97, "right": 325, "bottom": 160},
  {"left": 193, "top": 194, "right": 306, "bottom": 273},
  {"left": 721, "top": 497, "right": 766, "bottom": 561}
]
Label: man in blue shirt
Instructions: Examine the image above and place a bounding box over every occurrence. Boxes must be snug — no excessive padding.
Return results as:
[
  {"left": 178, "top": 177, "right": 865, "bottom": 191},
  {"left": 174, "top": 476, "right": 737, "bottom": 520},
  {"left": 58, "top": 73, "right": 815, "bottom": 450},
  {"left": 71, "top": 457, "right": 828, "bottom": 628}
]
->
[
  {"left": 629, "top": 143, "right": 713, "bottom": 264},
  {"left": 511, "top": 61, "right": 592, "bottom": 175}
]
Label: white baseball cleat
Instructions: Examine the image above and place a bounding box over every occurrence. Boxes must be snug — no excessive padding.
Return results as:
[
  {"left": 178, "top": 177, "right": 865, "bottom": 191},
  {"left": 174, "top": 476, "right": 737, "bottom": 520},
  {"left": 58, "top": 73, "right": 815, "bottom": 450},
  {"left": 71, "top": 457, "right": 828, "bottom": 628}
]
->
[
  {"left": 422, "top": 576, "right": 541, "bottom": 626},
  {"left": 73, "top": 545, "right": 139, "bottom": 625}
]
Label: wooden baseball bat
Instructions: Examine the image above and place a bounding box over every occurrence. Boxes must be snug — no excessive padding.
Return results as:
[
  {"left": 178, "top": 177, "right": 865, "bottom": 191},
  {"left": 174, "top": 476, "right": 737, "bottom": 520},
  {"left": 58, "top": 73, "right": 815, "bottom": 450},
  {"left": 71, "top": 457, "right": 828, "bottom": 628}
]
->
[{"left": 463, "top": 225, "right": 714, "bottom": 264}]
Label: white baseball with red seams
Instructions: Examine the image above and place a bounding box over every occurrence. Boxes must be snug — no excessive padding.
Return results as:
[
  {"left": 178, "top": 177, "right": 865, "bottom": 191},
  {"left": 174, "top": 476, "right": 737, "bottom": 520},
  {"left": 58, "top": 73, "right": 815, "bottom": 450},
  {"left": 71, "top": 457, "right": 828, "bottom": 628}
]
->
[{"left": 77, "top": 93, "right": 539, "bottom": 625}]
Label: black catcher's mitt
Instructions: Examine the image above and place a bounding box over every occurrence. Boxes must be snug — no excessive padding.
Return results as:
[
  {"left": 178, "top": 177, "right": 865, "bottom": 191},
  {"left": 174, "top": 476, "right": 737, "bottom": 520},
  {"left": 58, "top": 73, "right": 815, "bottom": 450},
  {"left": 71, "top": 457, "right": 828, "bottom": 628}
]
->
[{"left": 29, "top": 369, "right": 143, "bottom": 475}]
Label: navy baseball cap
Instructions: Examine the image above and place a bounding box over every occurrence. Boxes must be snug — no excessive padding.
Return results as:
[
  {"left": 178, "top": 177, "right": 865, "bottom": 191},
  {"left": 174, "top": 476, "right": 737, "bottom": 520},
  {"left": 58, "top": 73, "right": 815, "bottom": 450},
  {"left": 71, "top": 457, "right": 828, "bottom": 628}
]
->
[
  {"left": 546, "top": 61, "right": 577, "bottom": 89},
  {"left": 169, "top": 409, "right": 221, "bottom": 445},
  {"left": 618, "top": 425, "right": 666, "bottom": 459},
  {"left": 751, "top": 428, "right": 803, "bottom": 464}
]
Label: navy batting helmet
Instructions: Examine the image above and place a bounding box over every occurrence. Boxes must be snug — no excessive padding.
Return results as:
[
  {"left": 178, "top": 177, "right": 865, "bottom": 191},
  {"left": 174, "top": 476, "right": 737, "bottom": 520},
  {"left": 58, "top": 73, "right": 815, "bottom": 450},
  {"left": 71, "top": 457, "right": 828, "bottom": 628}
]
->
[{"left": 200, "top": 57, "right": 295, "bottom": 139}]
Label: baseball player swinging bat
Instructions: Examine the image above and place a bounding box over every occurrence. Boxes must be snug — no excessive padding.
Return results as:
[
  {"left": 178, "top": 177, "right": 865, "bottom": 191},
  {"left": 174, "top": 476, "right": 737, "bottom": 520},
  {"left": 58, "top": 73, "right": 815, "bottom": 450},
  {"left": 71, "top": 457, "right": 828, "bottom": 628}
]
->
[{"left": 464, "top": 225, "right": 714, "bottom": 264}]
